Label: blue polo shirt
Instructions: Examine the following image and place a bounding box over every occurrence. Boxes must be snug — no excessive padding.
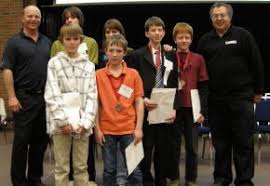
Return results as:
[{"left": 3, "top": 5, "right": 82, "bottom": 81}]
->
[{"left": 1, "top": 32, "right": 51, "bottom": 92}]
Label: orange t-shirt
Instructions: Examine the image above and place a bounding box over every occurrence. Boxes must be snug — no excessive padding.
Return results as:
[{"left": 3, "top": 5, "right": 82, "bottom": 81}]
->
[{"left": 96, "top": 62, "right": 144, "bottom": 135}]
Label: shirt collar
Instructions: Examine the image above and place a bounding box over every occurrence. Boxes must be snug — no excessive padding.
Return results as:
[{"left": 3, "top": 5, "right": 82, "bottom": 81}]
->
[{"left": 105, "top": 61, "right": 127, "bottom": 76}]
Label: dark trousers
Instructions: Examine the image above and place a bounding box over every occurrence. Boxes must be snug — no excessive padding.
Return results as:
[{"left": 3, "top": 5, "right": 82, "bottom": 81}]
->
[
  {"left": 209, "top": 99, "right": 255, "bottom": 186},
  {"left": 141, "top": 123, "right": 178, "bottom": 186},
  {"left": 69, "top": 133, "right": 96, "bottom": 181},
  {"left": 11, "top": 91, "right": 49, "bottom": 186},
  {"left": 175, "top": 108, "right": 199, "bottom": 182}
]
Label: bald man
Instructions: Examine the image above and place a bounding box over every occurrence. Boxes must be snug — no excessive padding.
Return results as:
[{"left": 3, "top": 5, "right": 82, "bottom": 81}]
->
[{"left": 1, "top": 5, "right": 51, "bottom": 186}]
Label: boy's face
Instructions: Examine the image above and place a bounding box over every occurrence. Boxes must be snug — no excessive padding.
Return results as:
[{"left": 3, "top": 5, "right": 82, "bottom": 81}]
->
[
  {"left": 175, "top": 32, "right": 192, "bottom": 52},
  {"left": 65, "top": 14, "right": 80, "bottom": 25},
  {"left": 145, "top": 25, "right": 165, "bottom": 45},
  {"left": 106, "top": 44, "right": 126, "bottom": 65},
  {"left": 105, "top": 28, "right": 120, "bottom": 40},
  {"left": 63, "top": 35, "right": 81, "bottom": 56}
]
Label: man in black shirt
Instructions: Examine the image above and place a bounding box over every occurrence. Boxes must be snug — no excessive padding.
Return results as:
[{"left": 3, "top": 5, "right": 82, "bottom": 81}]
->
[
  {"left": 197, "top": 2, "right": 264, "bottom": 186},
  {"left": 1, "top": 5, "right": 51, "bottom": 186}
]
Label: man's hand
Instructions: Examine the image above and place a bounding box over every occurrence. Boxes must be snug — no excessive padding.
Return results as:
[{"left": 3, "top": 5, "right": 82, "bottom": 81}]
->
[
  {"left": 8, "top": 96, "right": 22, "bottom": 112},
  {"left": 133, "top": 128, "right": 143, "bottom": 145},
  {"left": 254, "top": 94, "right": 263, "bottom": 103},
  {"left": 95, "top": 128, "right": 105, "bottom": 146},
  {"left": 60, "top": 125, "right": 72, "bottom": 135},
  {"left": 144, "top": 98, "right": 158, "bottom": 111},
  {"left": 164, "top": 109, "right": 176, "bottom": 124}
]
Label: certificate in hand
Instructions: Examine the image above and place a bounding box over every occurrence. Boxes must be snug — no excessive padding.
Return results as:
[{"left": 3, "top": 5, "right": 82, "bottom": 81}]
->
[
  {"left": 190, "top": 89, "right": 201, "bottom": 123},
  {"left": 148, "top": 88, "right": 176, "bottom": 124},
  {"left": 62, "top": 92, "right": 81, "bottom": 130},
  {"left": 125, "top": 141, "right": 144, "bottom": 176}
]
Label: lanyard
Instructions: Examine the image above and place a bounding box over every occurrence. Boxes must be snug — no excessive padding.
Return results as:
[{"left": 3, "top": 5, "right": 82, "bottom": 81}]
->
[
  {"left": 176, "top": 51, "right": 191, "bottom": 78},
  {"left": 108, "top": 74, "right": 125, "bottom": 100}
]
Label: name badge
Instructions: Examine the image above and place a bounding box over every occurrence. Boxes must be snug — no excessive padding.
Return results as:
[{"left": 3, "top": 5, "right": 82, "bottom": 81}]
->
[
  {"left": 164, "top": 58, "right": 173, "bottom": 70},
  {"left": 118, "top": 84, "right": 133, "bottom": 99},
  {"left": 225, "top": 40, "right": 237, "bottom": 45}
]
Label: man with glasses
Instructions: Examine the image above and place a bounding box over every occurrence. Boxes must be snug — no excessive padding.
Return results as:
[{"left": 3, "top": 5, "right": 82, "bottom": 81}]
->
[{"left": 197, "top": 2, "right": 264, "bottom": 186}]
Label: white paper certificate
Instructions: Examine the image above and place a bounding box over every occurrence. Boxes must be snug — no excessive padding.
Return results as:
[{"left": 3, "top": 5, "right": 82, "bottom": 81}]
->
[
  {"left": 62, "top": 92, "right": 81, "bottom": 130},
  {"left": 190, "top": 89, "right": 201, "bottom": 123},
  {"left": 125, "top": 141, "right": 144, "bottom": 176},
  {"left": 148, "top": 88, "right": 176, "bottom": 124}
]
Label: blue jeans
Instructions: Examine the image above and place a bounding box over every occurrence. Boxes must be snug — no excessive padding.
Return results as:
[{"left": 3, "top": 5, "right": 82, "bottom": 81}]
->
[{"left": 102, "top": 134, "right": 143, "bottom": 186}]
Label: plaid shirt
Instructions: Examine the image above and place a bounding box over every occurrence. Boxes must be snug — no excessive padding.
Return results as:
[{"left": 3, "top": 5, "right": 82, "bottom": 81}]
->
[{"left": 45, "top": 52, "right": 98, "bottom": 137}]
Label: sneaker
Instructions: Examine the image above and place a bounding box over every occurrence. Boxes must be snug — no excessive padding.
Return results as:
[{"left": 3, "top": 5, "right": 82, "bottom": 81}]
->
[
  {"left": 169, "top": 179, "right": 181, "bottom": 186},
  {"left": 185, "top": 181, "right": 198, "bottom": 186},
  {"left": 88, "top": 181, "right": 97, "bottom": 186}
]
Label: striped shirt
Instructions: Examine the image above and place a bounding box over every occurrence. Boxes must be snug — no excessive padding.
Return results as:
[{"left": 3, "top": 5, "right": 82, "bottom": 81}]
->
[{"left": 45, "top": 51, "right": 98, "bottom": 137}]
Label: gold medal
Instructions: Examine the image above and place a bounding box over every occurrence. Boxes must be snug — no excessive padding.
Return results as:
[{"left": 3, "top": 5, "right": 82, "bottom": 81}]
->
[{"left": 115, "top": 103, "right": 122, "bottom": 112}]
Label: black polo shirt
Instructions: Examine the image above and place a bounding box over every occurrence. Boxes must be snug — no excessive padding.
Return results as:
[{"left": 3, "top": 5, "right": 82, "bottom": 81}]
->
[
  {"left": 1, "top": 32, "right": 51, "bottom": 92},
  {"left": 197, "top": 25, "right": 264, "bottom": 99}
]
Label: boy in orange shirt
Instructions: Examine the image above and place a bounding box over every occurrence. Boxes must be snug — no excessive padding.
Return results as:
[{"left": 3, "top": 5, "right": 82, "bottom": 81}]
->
[{"left": 95, "top": 34, "right": 144, "bottom": 186}]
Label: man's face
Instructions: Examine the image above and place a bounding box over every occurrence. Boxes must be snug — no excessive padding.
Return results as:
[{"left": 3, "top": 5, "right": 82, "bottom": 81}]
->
[
  {"left": 145, "top": 25, "right": 165, "bottom": 46},
  {"left": 211, "top": 6, "right": 231, "bottom": 34},
  {"left": 65, "top": 14, "right": 80, "bottom": 25},
  {"left": 175, "top": 32, "right": 192, "bottom": 52},
  {"left": 22, "top": 6, "right": 41, "bottom": 31},
  {"left": 106, "top": 44, "right": 126, "bottom": 65},
  {"left": 63, "top": 35, "right": 81, "bottom": 56}
]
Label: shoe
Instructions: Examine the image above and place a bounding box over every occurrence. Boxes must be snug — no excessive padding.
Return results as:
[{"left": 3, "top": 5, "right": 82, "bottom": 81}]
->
[
  {"left": 185, "top": 181, "right": 198, "bottom": 186},
  {"left": 169, "top": 179, "right": 181, "bottom": 186},
  {"left": 88, "top": 181, "right": 98, "bottom": 186}
]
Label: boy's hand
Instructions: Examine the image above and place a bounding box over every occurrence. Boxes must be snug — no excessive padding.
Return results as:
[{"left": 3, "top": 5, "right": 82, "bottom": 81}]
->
[
  {"left": 196, "top": 114, "right": 205, "bottom": 124},
  {"left": 254, "top": 94, "right": 262, "bottom": 103},
  {"left": 95, "top": 128, "right": 105, "bottom": 146},
  {"left": 164, "top": 110, "right": 176, "bottom": 124},
  {"left": 61, "top": 125, "right": 72, "bottom": 134},
  {"left": 76, "top": 126, "right": 87, "bottom": 135},
  {"left": 133, "top": 128, "right": 143, "bottom": 145},
  {"left": 144, "top": 98, "right": 158, "bottom": 111}
]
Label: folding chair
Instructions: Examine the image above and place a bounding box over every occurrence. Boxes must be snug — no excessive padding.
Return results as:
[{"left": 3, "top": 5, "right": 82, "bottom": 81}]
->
[
  {"left": 254, "top": 94, "right": 270, "bottom": 164},
  {"left": 199, "top": 120, "right": 214, "bottom": 162}
]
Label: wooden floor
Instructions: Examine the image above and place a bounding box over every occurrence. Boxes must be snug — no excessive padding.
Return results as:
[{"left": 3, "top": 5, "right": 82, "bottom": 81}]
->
[{"left": 1, "top": 129, "right": 270, "bottom": 186}]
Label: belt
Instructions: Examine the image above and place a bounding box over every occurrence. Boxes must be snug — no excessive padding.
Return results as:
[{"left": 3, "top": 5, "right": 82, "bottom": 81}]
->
[{"left": 16, "top": 89, "right": 44, "bottom": 94}]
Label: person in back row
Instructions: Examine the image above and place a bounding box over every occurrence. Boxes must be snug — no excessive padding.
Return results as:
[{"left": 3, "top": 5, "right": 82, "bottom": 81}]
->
[{"left": 97, "top": 18, "right": 133, "bottom": 69}]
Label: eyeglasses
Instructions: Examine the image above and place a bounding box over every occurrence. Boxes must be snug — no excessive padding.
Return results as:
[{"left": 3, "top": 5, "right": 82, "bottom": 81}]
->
[{"left": 211, "top": 13, "right": 228, "bottom": 20}]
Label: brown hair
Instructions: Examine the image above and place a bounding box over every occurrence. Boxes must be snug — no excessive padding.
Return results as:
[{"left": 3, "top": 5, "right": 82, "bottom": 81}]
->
[
  {"left": 61, "top": 6, "right": 84, "bottom": 27},
  {"left": 105, "top": 34, "right": 128, "bottom": 52},
  {"left": 144, "top": 16, "right": 165, "bottom": 32},
  {"left": 58, "top": 24, "right": 83, "bottom": 43}
]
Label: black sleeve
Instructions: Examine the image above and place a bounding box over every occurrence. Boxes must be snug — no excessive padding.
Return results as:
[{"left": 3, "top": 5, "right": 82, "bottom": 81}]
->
[
  {"left": 244, "top": 30, "right": 264, "bottom": 94},
  {"left": 198, "top": 80, "right": 209, "bottom": 117}
]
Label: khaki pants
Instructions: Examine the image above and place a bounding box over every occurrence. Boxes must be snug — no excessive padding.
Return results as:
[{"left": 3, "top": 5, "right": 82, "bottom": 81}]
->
[{"left": 53, "top": 134, "right": 89, "bottom": 186}]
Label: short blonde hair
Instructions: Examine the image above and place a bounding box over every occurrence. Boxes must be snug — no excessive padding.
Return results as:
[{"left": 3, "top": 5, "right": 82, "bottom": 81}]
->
[
  {"left": 173, "top": 22, "right": 193, "bottom": 41},
  {"left": 105, "top": 34, "right": 128, "bottom": 52},
  {"left": 58, "top": 24, "right": 83, "bottom": 43}
]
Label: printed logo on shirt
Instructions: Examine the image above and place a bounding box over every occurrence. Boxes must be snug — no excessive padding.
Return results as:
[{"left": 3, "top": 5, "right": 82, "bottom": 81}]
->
[{"left": 225, "top": 40, "right": 237, "bottom": 45}]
